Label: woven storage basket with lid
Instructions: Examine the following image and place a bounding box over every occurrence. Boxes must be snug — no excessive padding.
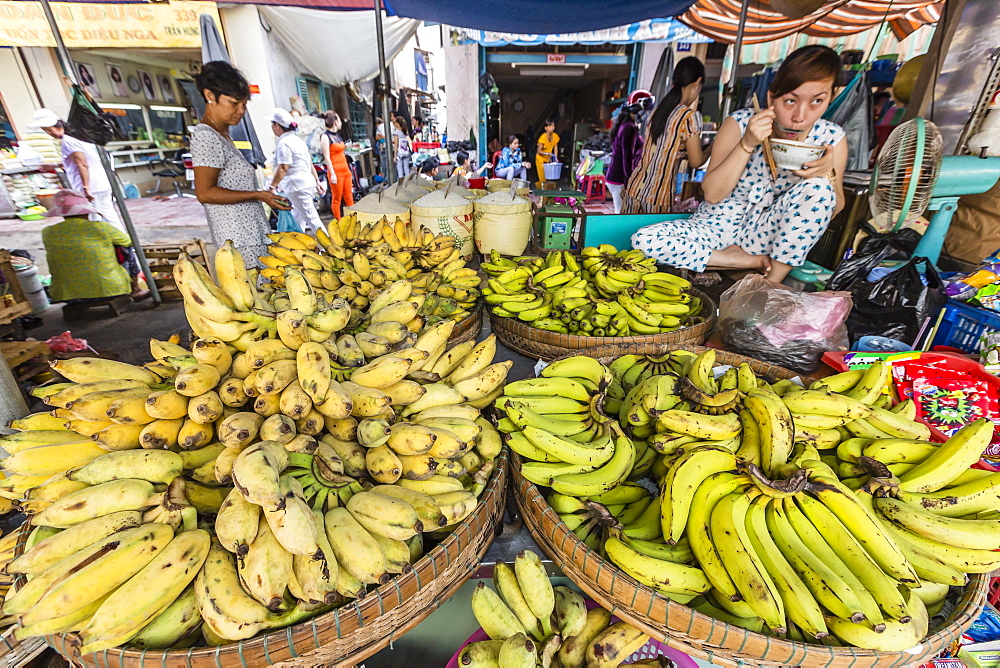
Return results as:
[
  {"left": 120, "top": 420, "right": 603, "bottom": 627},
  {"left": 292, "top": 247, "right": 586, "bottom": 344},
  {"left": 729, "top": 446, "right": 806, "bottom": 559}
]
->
[
  {"left": 474, "top": 191, "right": 532, "bottom": 256},
  {"left": 486, "top": 179, "right": 530, "bottom": 196},
  {"left": 20, "top": 448, "right": 508, "bottom": 667},
  {"left": 410, "top": 187, "right": 475, "bottom": 260},
  {"left": 489, "top": 288, "right": 716, "bottom": 361},
  {"left": 344, "top": 191, "right": 410, "bottom": 225},
  {"left": 509, "top": 343, "right": 986, "bottom": 667}
]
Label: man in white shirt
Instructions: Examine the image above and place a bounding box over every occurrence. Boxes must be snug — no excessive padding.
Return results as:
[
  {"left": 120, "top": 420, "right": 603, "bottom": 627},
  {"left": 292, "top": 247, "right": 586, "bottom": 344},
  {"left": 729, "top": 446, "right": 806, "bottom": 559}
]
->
[{"left": 27, "top": 108, "right": 123, "bottom": 231}]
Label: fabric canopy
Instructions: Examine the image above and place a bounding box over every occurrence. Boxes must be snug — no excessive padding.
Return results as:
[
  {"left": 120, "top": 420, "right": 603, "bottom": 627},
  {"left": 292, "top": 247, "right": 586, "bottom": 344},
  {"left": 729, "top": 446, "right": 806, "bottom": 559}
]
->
[
  {"left": 736, "top": 22, "right": 935, "bottom": 65},
  {"left": 457, "top": 19, "right": 711, "bottom": 46},
  {"left": 385, "top": 0, "right": 700, "bottom": 34},
  {"left": 680, "top": 0, "right": 943, "bottom": 43},
  {"left": 221, "top": 0, "right": 701, "bottom": 34},
  {"left": 257, "top": 7, "right": 419, "bottom": 87}
]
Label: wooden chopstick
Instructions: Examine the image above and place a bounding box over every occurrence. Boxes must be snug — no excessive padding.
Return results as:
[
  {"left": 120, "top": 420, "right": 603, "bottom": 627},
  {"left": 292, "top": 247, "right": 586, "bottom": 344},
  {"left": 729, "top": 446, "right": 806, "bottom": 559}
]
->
[{"left": 752, "top": 95, "right": 779, "bottom": 179}]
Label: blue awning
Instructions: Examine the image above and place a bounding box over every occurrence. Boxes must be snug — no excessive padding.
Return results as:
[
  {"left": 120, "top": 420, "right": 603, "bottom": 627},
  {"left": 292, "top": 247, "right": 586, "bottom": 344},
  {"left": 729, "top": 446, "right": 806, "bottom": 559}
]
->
[
  {"left": 457, "top": 19, "right": 711, "bottom": 46},
  {"left": 383, "top": 0, "right": 701, "bottom": 34}
]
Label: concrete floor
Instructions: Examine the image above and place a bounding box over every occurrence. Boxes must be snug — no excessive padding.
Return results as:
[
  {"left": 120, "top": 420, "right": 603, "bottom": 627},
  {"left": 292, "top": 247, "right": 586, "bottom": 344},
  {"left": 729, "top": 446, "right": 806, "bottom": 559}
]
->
[{"left": 0, "top": 197, "right": 213, "bottom": 276}]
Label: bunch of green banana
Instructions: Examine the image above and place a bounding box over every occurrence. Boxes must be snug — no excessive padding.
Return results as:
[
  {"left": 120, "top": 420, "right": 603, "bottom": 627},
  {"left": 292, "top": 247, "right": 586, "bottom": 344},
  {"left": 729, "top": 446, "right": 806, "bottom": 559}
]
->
[
  {"left": 461, "top": 551, "right": 651, "bottom": 667},
  {"left": 481, "top": 245, "right": 700, "bottom": 336},
  {"left": 259, "top": 220, "right": 479, "bottom": 322}
]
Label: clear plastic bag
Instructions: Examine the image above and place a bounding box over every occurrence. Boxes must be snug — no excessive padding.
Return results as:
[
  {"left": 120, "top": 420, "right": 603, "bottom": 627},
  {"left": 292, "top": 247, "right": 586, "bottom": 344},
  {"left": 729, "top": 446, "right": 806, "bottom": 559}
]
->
[{"left": 715, "top": 275, "right": 852, "bottom": 374}]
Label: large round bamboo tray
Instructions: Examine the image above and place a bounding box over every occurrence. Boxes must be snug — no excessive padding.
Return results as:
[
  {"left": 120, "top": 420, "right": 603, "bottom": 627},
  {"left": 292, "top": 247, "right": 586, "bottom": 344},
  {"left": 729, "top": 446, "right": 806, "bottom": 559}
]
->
[
  {"left": 18, "top": 449, "right": 507, "bottom": 667},
  {"left": 490, "top": 288, "right": 716, "bottom": 361},
  {"left": 513, "top": 463, "right": 986, "bottom": 667},
  {"left": 448, "top": 304, "right": 483, "bottom": 346},
  {"left": 508, "top": 344, "right": 986, "bottom": 666}
]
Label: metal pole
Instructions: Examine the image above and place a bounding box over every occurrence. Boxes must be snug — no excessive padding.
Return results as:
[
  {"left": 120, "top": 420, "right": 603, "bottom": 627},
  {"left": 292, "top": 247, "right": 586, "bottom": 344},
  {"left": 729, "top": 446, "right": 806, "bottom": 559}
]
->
[
  {"left": 373, "top": 1, "right": 397, "bottom": 184},
  {"left": 38, "top": 0, "right": 161, "bottom": 303},
  {"left": 722, "top": 0, "right": 751, "bottom": 118}
]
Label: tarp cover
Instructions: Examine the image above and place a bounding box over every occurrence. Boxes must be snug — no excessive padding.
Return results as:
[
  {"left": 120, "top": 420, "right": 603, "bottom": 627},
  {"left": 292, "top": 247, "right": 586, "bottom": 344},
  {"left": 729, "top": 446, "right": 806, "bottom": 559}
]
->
[
  {"left": 681, "top": 0, "right": 942, "bottom": 43},
  {"left": 386, "top": 0, "right": 700, "bottom": 33},
  {"left": 219, "top": 0, "right": 699, "bottom": 34},
  {"left": 456, "top": 19, "right": 711, "bottom": 46},
  {"left": 257, "top": 7, "right": 420, "bottom": 87}
]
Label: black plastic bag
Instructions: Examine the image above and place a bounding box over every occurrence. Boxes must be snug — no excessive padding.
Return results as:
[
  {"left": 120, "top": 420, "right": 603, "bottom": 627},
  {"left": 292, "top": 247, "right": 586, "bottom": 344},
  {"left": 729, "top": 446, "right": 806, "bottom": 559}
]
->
[
  {"left": 845, "top": 256, "right": 947, "bottom": 345},
  {"left": 66, "top": 85, "right": 117, "bottom": 146},
  {"left": 826, "top": 226, "right": 921, "bottom": 292}
]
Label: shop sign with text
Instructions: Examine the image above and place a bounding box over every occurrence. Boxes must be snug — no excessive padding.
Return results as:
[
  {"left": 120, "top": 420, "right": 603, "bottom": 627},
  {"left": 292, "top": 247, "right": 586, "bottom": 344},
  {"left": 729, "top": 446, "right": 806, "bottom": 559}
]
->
[{"left": 0, "top": 1, "right": 219, "bottom": 48}]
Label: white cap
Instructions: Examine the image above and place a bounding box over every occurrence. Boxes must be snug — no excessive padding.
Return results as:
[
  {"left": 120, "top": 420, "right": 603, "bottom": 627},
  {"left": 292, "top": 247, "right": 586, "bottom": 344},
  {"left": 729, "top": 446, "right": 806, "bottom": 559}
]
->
[
  {"left": 27, "top": 108, "right": 61, "bottom": 130},
  {"left": 264, "top": 108, "right": 295, "bottom": 129}
]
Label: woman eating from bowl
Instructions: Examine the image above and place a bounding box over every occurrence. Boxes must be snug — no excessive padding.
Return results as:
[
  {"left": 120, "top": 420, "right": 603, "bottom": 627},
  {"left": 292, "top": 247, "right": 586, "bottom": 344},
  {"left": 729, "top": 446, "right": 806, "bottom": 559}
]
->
[{"left": 631, "top": 45, "right": 847, "bottom": 284}]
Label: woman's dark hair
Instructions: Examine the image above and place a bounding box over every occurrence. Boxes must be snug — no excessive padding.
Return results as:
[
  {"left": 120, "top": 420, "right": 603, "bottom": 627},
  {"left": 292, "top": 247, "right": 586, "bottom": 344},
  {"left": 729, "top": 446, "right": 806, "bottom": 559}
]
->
[
  {"left": 507, "top": 135, "right": 519, "bottom": 146},
  {"left": 647, "top": 56, "right": 705, "bottom": 145},
  {"left": 456, "top": 150, "right": 470, "bottom": 167},
  {"left": 195, "top": 61, "right": 251, "bottom": 102},
  {"left": 419, "top": 157, "right": 439, "bottom": 174},
  {"left": 770, "top": 45, "right": 841, "bottom": 99},
  {"left": 394, "top": 116, "right": 410, "bottom": 133},
  {"left": 610, "top": 106, "right": 634, "bottom": 143},
  {"left": 323, "top": 111, "right": 341, "bottom": 129}
]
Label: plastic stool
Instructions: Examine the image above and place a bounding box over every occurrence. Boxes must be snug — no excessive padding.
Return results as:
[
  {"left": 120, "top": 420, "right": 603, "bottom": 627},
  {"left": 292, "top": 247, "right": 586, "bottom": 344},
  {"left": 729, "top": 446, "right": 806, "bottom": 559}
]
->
[{"left": 581, "top": 175, "right": 607, "bottom": 203}]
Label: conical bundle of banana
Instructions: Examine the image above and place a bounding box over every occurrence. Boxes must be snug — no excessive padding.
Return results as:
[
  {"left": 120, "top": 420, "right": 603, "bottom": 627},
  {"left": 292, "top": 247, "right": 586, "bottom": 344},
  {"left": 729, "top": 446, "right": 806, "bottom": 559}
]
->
[
  {"left": 481, "top": 245, "right": 699, "bottom": 336},
  {"left": 259, "top": 222, "right": 479, "bottom": 324},
  {"left": 509, "top": 350, "right": 999, "bottom": 652},
  {"left": 460, "top": 549, "right": 653, "bottom": 667}
]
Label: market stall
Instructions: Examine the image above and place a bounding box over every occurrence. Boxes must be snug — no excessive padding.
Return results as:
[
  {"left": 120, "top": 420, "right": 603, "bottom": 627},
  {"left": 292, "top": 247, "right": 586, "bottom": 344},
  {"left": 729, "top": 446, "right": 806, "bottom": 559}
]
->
[{"left": 3, "top": 0, "right": 1000, "bottom": 666}]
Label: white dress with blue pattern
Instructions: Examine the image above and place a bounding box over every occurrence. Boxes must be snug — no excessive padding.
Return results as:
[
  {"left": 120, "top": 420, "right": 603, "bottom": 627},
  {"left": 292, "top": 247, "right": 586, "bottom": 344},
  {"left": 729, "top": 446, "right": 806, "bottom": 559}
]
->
[{"left": 631, "top": 108, "right": 845, "bottom": 272}]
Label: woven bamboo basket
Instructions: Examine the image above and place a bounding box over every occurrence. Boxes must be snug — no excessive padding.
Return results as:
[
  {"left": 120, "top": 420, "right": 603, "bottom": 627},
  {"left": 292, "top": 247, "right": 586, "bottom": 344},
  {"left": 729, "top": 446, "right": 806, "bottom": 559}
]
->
[
  {"left": 490, "top": 289, "right": 716, "bottom": 361},
  {"left": 509, "top": 344, "right": 986, "bottom": 667},
  {"left": 411, "top": 193, "right": 475, "bottom": 260},
  {"left": 18, "top": 448, "right": 507, "bottom": 667},
  {"left": 473, "top": 194, "right": 532, "bottom": 257},
  {"left": 448, "top": 304, "right": 483, "bottom": 346}
]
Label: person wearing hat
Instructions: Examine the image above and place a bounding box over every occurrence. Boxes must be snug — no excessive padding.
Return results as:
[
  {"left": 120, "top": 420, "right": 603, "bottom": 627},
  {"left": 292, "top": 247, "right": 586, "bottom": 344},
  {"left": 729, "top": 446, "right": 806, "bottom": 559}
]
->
[
  {"left": 42, "top": 190, "right": 149, "bottom": 304},
  {"left": 268, "top": 108, "right": 324, "bottom": 235},
  {"left": 607, "top": 91, "right": 652, "bottom": 213},
  {"left": 190, "top": 61, "right": 289, "bottom": 268},
  {"left": 28, "top": 108, "right": 123, "bottom": 231}
]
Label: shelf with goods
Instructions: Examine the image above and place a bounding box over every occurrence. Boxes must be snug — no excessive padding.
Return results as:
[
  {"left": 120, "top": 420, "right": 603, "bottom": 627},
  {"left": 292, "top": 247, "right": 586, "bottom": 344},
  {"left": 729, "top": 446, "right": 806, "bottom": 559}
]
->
[
  {"left": 0, "top": 222, "right": 504, "bottom": 666},
  {"left": 1, "top": 130, "right": 64, "bottom": 220},
  {"left": 497, "top": 344, "right": 993, "bottom": 666}
]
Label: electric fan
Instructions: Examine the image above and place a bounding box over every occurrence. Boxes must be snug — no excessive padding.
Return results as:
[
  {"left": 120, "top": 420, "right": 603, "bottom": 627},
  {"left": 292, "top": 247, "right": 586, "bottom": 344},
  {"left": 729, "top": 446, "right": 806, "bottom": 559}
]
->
[{"left": 869, "top": 117, "right": 1000, "bottom": 264}]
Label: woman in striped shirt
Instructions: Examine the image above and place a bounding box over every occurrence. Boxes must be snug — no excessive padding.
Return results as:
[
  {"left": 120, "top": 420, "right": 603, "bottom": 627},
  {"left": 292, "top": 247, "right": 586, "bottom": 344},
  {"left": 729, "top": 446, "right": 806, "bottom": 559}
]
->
[{"left": 622, "top": 57, "right": 707, "bottom": 214}]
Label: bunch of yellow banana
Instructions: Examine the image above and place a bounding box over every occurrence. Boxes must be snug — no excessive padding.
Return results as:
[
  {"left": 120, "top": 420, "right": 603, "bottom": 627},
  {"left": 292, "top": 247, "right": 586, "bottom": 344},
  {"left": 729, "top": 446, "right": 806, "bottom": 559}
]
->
[
  {"left": 481, "top": 246, "right": 699, "bottom": 336},
  {"left": 173, "top": 241, "right": 278, "bottom": 349},
  {"left": 496, "top": 356, "right": 638, "bottom": 497},
  {"left": 4, "top": 326, "right": 508, "bottom": 656},
  {"left": 512, "top": 349, "right": 997, "bottom": 652},
  {"left": 461, "top": 549, "right": 652, "bottom": 668},
  {"left": 259, "top": 222, "right": 480, "bottom": 322}
]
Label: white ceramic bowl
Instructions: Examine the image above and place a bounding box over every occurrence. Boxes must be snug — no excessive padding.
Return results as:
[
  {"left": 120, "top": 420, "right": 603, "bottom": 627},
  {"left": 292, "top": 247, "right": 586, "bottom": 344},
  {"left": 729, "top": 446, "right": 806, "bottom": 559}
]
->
[{"left": 769, "top": 139, "right": 825, "bottom": 171}]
